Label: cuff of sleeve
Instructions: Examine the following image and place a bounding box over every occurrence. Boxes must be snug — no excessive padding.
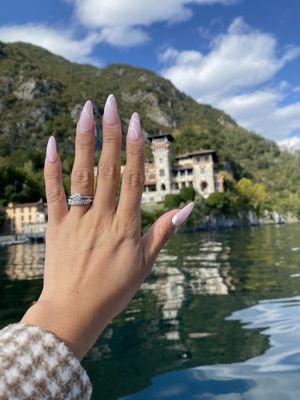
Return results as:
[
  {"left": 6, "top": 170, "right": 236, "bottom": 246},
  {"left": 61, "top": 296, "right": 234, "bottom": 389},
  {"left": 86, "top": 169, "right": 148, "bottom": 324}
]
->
[{"left": 0, "top": 323, "right": 92, "bottom": 399}]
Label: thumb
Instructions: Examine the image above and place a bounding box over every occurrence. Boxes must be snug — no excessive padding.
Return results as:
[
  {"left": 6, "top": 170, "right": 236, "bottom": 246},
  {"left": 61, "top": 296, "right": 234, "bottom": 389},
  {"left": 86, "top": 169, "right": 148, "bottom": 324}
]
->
[{"left": 141, "top": 202, "right": 194, "bottom": 270}]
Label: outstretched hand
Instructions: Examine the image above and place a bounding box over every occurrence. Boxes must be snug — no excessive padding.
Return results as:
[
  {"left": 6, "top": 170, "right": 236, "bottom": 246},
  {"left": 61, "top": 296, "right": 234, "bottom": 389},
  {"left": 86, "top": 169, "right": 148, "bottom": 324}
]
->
[{"left": 22, "top": 95, "right": 193, "bottom": 359}]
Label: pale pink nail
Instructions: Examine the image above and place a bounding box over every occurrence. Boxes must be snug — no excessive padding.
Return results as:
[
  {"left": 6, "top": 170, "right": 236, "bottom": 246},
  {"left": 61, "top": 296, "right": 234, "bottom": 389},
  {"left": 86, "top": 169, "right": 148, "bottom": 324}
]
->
[
  {"left": 128, "top": 112, "right": 141, "bottom": 141},
  {"left": 79, "top": 100, "right": 93, "bottom": 132},
  {"left": 103, "top": 94, "right": 118, "bottom": 125},
  {"left": 46, "top": 136, "right": 58, "bottom": 163},
  {"left": 172, "top": 202, "right": 194, "bottom": 227}
]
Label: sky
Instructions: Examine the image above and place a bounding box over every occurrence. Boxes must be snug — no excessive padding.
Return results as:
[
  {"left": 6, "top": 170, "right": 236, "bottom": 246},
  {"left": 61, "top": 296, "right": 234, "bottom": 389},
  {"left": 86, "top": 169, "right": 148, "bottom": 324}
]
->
[{"left": 1, "top": 0, "right": 300, "bottom": 148}]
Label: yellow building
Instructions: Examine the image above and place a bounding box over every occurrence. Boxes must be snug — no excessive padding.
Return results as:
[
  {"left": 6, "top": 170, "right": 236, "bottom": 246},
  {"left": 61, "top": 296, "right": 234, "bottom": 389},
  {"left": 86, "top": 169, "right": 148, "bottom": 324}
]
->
[{"left": 5, "top": 200, "right": 46, "bottom": 236}]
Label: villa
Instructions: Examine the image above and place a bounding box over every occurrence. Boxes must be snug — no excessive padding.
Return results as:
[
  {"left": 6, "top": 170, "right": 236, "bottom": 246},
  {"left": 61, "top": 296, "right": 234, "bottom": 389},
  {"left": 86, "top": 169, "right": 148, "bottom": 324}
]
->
[{"left": 141, "top": 133, "right": 224, "bottom": 204}]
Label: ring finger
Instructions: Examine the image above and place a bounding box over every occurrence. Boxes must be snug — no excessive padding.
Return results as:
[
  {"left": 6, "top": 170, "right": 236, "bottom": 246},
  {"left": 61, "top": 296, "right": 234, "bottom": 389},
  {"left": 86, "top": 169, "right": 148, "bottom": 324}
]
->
[{"left": 70, "top": 100, "right": 95, "bottom": 217}]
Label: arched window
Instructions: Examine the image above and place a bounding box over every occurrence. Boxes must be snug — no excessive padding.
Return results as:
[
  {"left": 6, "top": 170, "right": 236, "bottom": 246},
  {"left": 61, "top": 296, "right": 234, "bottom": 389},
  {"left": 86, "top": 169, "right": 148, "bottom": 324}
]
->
[
  {"left": 161, "top": 184, "right": 166, "bottom": 191},
  {"left": 200, "top": 181, "right": 208, "bottom": 191}
]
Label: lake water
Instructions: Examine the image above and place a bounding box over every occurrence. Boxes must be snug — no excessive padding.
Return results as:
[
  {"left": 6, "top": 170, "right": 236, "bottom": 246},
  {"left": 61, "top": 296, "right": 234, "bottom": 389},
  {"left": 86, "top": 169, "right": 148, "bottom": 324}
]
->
[{"left": 1, "top": 224, "right": 300, "bottom": 399}]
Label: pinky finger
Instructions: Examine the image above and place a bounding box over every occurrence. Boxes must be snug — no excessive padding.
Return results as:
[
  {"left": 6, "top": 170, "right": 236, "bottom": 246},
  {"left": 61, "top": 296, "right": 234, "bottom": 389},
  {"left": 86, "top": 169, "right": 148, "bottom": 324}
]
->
[
  {"left": 44, "top": 136, "right": 68, "bottom": 225},
  {"left": 141, "top": 202, "right": 194, "bottom": 269}
]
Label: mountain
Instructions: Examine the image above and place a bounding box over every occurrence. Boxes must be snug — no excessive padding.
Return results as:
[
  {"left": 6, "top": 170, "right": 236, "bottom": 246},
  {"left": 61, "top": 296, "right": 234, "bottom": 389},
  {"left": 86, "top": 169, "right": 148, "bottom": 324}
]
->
[{"left": 0, "top": 41, "right": 299, "bottom": 214}]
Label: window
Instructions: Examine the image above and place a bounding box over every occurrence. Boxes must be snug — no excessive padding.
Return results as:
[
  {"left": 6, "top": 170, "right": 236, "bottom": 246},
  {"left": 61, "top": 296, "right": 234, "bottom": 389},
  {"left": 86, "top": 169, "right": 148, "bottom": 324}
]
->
[
  {"left": 149, "top": 185, "right": 156, "bottom": 192},
  {"left": 172, "top": 183, "right": 179, "bottom": 190},
  {"left": 159, "top": 169, "right": 165, "bottom": 177},
  {"left": 161, "top": 184, "right": 166, "bottom": 191},
  {"left": 182, "top": 182, "right": 186, "bottom": 187},
  {"left": 187, "top": 169, "right": 193, "bottom": 175},
  {"left": 200, "top": 181, "right": 208, "bottom": 191},
  {"left": 200, "top": 167, "right": 206, "bottom": 175}
]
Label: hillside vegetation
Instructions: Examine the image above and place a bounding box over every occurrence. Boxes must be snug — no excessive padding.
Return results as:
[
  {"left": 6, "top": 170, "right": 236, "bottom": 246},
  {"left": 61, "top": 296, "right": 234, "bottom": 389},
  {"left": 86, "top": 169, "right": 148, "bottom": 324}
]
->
[{"left": 0, "top": 41, "right": 300, "bottom": 218}]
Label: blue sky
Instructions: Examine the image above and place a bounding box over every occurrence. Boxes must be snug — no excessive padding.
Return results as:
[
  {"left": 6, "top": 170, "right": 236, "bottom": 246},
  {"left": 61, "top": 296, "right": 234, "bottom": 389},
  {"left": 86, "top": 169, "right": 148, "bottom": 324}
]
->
[{"left": 1, "top": 0, "right": 300, "bottom": 147}]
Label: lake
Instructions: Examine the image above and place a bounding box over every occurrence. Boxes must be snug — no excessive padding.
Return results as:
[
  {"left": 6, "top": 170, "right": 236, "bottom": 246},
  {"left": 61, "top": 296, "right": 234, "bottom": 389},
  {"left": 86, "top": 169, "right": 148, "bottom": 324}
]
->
[{"left": 1, "top": 224, "right": 300, "bottom": 399}]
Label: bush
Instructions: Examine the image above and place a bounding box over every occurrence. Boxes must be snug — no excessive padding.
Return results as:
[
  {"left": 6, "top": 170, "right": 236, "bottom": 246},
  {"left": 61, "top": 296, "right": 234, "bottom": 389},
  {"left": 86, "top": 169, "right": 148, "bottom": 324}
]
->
[
  {"left": 164, "top": 194, "right": 182, "bottom": 209},
  {"left": 179, "top": 186, "right": 196, "bottom": 202}
]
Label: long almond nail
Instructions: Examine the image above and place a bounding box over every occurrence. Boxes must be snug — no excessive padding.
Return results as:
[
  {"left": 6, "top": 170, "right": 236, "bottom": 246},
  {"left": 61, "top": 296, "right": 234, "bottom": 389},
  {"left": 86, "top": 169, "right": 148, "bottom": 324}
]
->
[
  {"left": 79, "top": 100, "right": 93, "bottom": 132},
  {"left": 103, "top": 94, "right": 118, "bottom": 125},
  {"left": 172, "top": 202, "right": 194, "bottom": 227},
  {"left": 46, "top": 136, "right": 58, "bottom": 163},
  {"left": 128, "top": 112, "right": 141, "bottom": 141}
]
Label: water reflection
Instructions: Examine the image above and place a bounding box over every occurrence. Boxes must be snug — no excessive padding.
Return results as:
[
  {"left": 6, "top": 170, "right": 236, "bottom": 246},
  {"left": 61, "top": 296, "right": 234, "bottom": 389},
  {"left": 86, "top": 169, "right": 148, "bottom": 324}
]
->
[
  {"left": 2, "top": 243, "right": 44, "bottom": 280},
  {"left": 124, "top": 296, "right": 300, "bottom": 399},
  {"left": 1, "top": 224, "right": 300, "bottom": 399}
]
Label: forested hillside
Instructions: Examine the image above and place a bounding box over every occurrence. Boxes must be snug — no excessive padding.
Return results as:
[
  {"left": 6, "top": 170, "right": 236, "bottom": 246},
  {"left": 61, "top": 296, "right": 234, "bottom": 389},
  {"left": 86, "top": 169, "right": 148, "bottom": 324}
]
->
[{"left": 0, "top": 41, "right": 299, "bottom": 216}]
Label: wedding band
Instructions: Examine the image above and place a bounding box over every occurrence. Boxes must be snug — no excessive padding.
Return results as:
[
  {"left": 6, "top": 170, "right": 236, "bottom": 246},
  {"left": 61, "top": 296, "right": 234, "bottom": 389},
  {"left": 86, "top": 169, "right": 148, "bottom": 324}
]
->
[{"left": 68, "top": 192, "right": 94, "bottom": 206}]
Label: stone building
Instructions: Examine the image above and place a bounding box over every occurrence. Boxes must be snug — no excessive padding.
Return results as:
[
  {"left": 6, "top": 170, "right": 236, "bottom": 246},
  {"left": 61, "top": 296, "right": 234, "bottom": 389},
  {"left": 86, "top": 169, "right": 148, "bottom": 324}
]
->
[
  {"left": 141, "top": 133, "right": 224, "bottom": 204},
  {"left": 5, "top": 200, "right": 46, "bottom": 236}
]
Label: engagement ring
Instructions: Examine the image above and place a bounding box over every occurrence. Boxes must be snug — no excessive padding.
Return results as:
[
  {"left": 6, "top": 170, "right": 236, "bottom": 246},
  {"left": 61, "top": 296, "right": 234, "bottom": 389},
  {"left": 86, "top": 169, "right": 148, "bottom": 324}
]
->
[{"left": 68, "top": 192, "right": 93, "bottom": 206}]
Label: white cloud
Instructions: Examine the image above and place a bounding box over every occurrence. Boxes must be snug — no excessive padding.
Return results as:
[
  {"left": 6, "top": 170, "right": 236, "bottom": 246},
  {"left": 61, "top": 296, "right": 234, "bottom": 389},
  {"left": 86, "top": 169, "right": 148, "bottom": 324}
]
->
[
  {"left": 0, "top": 24, "right": 102, "bottom": 65},
  {"left": 68, "top": 0, "right": 237, "bottom": 46},
  {"left": 159, "top": 17, "right": 300, "bottom": 139},
  {"left": 278, "top": 136, "right": 300, "bottom": 153}
]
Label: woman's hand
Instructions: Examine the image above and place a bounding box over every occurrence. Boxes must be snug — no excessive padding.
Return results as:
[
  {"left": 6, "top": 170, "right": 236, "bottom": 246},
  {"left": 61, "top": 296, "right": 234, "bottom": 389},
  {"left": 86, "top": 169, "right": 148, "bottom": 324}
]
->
[{"left": 21, "top": 95, "right": 194, "bottom": 360}]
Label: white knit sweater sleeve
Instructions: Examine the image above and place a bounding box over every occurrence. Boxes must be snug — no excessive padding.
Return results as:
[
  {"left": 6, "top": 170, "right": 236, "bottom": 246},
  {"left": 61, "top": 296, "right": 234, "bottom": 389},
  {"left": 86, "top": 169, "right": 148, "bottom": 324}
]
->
[{"left": 0, "top": 323, "right": 92, "bottom": 399}]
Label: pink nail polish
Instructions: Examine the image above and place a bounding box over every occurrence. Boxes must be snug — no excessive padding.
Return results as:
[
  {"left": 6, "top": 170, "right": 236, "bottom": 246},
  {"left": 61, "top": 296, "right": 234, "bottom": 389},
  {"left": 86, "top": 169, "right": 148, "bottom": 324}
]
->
[
  {"left": 103, "top": 94, "right": 118, "bottom": 125},
  {"left": 128, "top": 112, "right": 141, "bottom": 141},
  {"left": 79, "top": 100, "right": 93, "bottom": 132},
  {"left": 172, "top": 202, "right": 194, "bottom": 227},
  {"left": 46, "top": 136, "right": 58, "bottom": 163}
]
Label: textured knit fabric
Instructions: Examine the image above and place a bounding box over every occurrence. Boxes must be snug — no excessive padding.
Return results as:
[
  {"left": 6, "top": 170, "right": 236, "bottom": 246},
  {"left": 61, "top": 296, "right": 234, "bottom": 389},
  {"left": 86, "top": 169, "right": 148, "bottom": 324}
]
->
[{"left": 0, "top": 323, "right": 92, "bottom": 400}]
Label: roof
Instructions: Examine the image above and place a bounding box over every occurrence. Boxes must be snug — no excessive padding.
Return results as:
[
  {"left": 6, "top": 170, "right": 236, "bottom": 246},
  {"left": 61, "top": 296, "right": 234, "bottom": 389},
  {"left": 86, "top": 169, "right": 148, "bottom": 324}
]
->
[
  {"left": 6, "top": 199, "right": 44, "bottom": 209},
  {"left": 148, "top": 134, "right": 174, "bottom": 142},
  {"left": 176, "top": 149, "right": 217, "bottom": 161}
]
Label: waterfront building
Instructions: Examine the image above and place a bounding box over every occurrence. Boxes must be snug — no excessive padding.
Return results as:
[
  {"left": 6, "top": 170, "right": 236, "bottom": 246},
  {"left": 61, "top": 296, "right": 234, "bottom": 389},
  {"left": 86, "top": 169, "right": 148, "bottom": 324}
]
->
[
  {"left": 141, "top": 133, "right": 223, "bottom": 204},
  {"left": 5, "top": 200, "right": 46, "bottom": 236}
]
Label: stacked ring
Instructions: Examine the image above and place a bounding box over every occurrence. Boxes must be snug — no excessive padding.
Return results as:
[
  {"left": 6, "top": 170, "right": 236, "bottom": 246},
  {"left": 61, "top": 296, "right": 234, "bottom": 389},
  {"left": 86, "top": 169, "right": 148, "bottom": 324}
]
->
[{"left": 68, "top": 192, "right": 94, "bottom": 206}]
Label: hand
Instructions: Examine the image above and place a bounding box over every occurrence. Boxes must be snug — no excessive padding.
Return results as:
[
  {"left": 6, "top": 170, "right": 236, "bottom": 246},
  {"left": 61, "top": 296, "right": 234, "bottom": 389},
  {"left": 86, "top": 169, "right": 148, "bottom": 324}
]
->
[{"left": 21, "top": 95, "right": 194, "bottom": 360}]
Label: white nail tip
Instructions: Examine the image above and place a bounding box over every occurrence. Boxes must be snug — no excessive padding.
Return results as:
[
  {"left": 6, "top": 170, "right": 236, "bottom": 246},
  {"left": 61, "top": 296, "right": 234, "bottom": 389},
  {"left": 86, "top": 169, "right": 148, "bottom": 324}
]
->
[{"left": 172, "top": 202, "right": 194, "bottom": 227}]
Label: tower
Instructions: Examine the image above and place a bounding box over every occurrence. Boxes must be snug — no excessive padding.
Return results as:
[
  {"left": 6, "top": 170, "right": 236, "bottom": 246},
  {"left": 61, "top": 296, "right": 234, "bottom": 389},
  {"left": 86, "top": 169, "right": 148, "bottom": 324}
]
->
[{"left": 149, "top": 134, "right": 174, "bottom": 198}]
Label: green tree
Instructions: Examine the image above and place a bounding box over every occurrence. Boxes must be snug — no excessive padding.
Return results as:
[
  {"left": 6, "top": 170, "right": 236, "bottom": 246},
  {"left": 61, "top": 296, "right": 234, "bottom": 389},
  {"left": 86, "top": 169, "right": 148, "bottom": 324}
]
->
[
  {"left": 179, "top": 186, "right": 196, "bottom": 202},
  {"left": 164, "top": 194, "right": 182, "bottom": 209}
]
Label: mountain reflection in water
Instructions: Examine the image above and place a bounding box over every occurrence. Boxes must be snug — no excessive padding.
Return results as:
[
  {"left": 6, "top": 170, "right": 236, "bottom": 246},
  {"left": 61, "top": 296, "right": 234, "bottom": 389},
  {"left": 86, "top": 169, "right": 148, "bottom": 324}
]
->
[{"left": 1, "top": 224, "right": 300, "bottom": 399}]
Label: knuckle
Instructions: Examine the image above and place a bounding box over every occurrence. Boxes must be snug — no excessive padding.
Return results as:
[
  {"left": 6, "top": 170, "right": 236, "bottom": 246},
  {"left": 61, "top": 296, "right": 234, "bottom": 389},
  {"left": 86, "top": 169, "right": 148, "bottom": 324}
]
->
[
  {"left": 117, "top": 215, "right": 139, "bottom": 239},
  {"left": 98, "top": 163, "right": 118, "bottom": 181},
  {"left": 71, "top": 168, "right": 93, "bottom": 186},
  {"left": 77, "top": 135, "right": 93, "bottom": 151},
  {"left": 44, "top": 167, "right": 60, "bottom": 181},
  {"left": 127, "top": 142, "right": 144, "bottom": 158},
  {"left": 46, "top": 187, "right": 63, "bottom": 203},
  {"left": 124, "top": 171, "right": 145, "bottom": 189},
  {"left": 103, "top": 126, "right": 121, "bottom": 144}
]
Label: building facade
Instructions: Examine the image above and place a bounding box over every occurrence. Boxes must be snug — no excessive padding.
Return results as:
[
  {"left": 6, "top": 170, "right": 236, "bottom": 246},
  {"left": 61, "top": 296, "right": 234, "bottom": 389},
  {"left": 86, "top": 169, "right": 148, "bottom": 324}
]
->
[
  {"left": 5, "top": 200, "right": 46, "bottom": 236},
  {"left": 142, "top": 134, "right": 224, "bottom": 204}
]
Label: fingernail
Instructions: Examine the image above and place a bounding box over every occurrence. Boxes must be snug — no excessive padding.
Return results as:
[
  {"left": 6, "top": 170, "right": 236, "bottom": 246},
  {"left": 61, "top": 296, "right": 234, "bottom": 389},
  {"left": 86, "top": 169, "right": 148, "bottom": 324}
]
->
[
  {"left": 128, "top": 112, "right": 141, "bottom": 141},
  {"left": 172, "top": 202, "right": 194, "bottom": 227},
  {"left": 79, "top": 100, "right": 93, "bottom": 132},
  {"left": 103, "top": 94, "right": 118, "bottom": 125},
  {"left": 46, "top": 136, "right": 58, "bottom": 163}
]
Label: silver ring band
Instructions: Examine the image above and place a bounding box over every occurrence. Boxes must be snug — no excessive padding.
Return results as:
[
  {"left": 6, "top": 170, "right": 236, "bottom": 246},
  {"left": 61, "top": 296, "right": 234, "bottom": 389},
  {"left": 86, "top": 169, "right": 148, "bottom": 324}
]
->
[{"left": 68, "top": 192, "right": 93, "bottom": 206}]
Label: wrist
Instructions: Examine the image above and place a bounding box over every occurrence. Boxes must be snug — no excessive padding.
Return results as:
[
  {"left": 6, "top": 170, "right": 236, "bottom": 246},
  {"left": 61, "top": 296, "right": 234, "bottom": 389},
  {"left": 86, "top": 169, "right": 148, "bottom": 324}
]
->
[{"left": 21, "top": 298, "right": 102, "bottom": 360}]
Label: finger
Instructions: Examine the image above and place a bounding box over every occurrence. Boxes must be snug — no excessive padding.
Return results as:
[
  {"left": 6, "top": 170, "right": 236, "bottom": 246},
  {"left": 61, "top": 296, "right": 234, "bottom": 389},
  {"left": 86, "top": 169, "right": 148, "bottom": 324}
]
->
[
  {"left": 70, "top": 100, "right": 95, "bottom": 217},
  {"left": 93, "top": 94, "right": 122, "bottom": 215},
  {"left": 116, "top": 113, "right": 144, "bottom": 235},
  {"left": 141, "top": 203, "right": 194, "bottom": 269},
  {"left": 44, "top": 136, "right": 68, "bottom": 225}
]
